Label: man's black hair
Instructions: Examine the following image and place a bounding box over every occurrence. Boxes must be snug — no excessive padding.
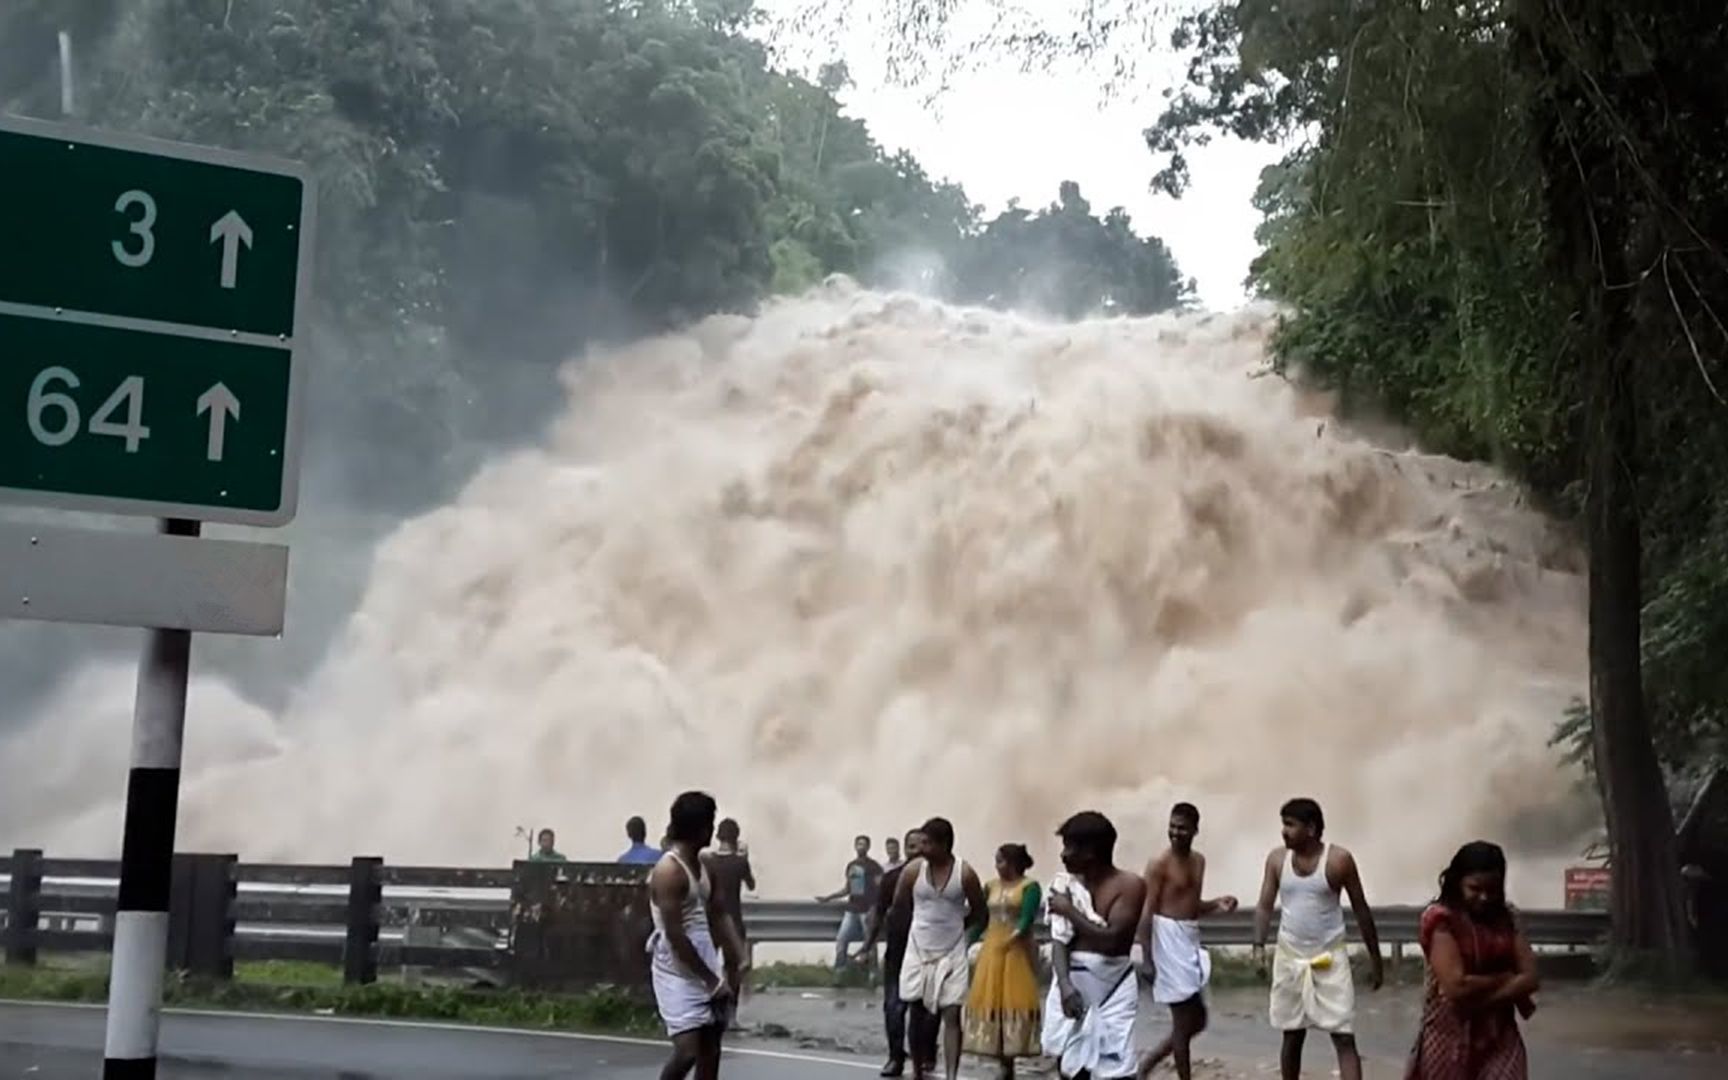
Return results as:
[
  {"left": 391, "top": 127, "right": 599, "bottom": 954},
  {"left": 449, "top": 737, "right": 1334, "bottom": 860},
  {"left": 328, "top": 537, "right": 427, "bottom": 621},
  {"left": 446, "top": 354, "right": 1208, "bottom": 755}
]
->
[
  {"left": 626, "top": 815, "right": 648, "bottom": 843},
  {"left": 1280, "top": 797, "right": 1325, "bottom": 839},
  {"left": 1056, "top": 810, "right": 1118, "bottom": 861},
  {"left": 921, "top": 816, "right": 955, "bottom": 851},
  {"left": 666, "top": 792, "right": 718, "bottom": 846},
  {"left": 538, "top": 827, "right": 556, "bottom": 841},
  {"left": 1171, "top": 802, "right": 1200, "bottom": 826}
]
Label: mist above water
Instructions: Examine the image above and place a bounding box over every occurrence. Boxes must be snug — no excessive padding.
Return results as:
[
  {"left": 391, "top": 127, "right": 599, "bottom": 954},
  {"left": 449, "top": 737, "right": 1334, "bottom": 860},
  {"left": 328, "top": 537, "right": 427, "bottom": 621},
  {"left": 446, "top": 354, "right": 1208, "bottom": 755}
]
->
[{"left": 6, "top": 280, "right": 1593, "bottom": 903}]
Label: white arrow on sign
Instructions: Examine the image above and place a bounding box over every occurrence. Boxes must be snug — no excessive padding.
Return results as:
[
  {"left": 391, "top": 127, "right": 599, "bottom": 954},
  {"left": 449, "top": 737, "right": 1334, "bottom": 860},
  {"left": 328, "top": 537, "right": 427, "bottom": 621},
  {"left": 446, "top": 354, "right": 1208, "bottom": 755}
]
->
[
  {"left": 196, "top": 383, "right": 240, "bottom": 462},
  {"left": 209, "top": 210, "right": 254, "bottom": 290}
]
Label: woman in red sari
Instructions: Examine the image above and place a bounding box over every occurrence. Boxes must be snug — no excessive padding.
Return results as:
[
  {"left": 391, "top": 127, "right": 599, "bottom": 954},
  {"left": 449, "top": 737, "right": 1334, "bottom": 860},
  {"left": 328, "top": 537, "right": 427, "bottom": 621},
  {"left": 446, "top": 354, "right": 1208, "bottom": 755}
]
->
[{"left": 1406, "top": 841, "right": 1540, "bottom": 1079}]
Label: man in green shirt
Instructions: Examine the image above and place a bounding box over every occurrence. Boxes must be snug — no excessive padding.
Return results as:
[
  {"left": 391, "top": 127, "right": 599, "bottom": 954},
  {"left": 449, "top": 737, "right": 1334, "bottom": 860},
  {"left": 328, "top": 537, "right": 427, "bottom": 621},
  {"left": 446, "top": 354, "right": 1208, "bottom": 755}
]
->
[{"left": 529, "top": 827, "right": 567, "bottom": 862}]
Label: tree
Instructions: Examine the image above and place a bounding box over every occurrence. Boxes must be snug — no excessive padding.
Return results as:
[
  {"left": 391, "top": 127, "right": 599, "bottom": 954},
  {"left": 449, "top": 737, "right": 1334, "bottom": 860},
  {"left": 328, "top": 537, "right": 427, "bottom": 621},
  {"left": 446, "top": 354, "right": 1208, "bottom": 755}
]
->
[
  {"left": 953, "top": 181, "right": 1192, "bottom": 317},
  {"left": 1511, "top": 0, "right": 1698, "bottom": 976}
]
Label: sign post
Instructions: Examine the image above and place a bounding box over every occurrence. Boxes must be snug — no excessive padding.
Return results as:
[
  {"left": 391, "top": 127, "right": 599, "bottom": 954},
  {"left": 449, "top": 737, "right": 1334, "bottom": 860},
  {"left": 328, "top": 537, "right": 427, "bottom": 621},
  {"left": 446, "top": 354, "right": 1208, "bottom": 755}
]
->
[{"left": 0, "top": 115, "right": 311, "bottom": 1080}]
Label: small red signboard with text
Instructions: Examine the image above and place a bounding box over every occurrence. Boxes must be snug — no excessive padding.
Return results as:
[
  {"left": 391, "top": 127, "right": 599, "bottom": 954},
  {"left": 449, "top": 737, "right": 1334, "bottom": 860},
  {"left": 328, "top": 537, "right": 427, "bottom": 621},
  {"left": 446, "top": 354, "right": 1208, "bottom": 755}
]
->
[{"left": 1564, "top": 866, "right": 1611, "bottom": 911}]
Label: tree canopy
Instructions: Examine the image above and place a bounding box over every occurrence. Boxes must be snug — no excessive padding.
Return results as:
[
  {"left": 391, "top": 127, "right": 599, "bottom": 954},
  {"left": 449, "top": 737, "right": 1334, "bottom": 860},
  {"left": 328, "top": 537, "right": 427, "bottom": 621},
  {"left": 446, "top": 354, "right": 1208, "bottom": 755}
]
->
[{"left": 1, "top": 0, "right": 1191, "bottom": 510}]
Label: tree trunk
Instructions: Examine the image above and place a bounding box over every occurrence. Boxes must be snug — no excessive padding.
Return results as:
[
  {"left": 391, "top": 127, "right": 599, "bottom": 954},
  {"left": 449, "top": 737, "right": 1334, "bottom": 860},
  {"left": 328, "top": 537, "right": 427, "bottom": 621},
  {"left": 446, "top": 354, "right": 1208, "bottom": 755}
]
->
[{"left": 1515, "top": 0, "right": 1693, "bottom": 975}]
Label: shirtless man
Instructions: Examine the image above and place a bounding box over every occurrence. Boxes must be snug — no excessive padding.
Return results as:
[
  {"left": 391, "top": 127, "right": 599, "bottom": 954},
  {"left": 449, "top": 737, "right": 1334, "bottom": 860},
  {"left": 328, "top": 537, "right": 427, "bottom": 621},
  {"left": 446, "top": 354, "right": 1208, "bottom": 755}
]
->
[
  {"left": 1041, "top": 810, "right": 1147, "bottom": 1080},
  {"left": 1253, "top": 797, "right": 1382, "bottom": 1080},
  {"left": 701, "top": 819, "right": 756, "bottom": 977},
  {"left": 1135, "top": 802, "right": 1238, "bottom": 1080}
]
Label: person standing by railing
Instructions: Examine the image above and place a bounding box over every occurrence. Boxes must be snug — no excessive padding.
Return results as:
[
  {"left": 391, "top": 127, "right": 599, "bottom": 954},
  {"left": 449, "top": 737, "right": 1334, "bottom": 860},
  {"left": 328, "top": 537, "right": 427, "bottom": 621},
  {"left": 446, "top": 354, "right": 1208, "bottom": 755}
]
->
[
  {"left": 702, "top": 819, "right": 755, "bottom": 971},
  {"left": 621, "top": 815, "right": 663, "bottom": 865},
  {"left": 818, "top": 834, "right": 885, "bottom": 978},
  {"left": 529, "top": 828, "right": 567, "bottom": 862}
]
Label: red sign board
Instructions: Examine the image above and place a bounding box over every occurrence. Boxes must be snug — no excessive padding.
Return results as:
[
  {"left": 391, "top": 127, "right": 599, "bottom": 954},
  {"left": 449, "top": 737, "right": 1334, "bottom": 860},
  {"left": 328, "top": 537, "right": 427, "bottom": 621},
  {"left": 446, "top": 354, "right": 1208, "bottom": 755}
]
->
[{"left": 1564, "top": 866, "right": 1611, "bottom": 911}]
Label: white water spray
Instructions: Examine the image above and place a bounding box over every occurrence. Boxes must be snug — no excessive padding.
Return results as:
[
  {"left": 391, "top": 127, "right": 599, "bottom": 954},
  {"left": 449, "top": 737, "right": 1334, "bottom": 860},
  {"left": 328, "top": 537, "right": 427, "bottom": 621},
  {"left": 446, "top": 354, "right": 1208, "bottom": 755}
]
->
[{"left": 3, "top": 281, "right": 1593, "bottom": 904}]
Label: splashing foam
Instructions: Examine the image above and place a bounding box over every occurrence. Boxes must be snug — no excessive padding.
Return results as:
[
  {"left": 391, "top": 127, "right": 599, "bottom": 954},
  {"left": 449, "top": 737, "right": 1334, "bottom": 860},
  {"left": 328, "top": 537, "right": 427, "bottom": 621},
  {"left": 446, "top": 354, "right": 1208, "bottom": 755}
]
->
[{"left": 9, "top": 281, "right": 1594, "bottom": 903}]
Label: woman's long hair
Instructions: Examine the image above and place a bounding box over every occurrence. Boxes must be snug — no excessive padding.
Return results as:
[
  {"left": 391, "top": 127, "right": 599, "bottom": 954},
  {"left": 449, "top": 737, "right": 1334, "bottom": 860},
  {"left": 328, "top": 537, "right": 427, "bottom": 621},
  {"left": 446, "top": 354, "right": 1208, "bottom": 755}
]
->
[{"left": 1437, "top": 840, "right": 1511, "bottom": 924}]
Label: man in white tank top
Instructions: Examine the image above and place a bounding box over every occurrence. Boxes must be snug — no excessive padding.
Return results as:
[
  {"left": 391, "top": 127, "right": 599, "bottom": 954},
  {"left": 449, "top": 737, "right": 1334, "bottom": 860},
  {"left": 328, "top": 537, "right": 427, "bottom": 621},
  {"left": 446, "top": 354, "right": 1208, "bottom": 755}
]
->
[
  {"left": 887, "top": 816, "right": 986, "bottom": 1080},
  {"left": 647, "top": 791, "right": 749, "bottom": 1080},
  {"left": 1251, "top": 798, "right": 1382, "bottom": 1080}
]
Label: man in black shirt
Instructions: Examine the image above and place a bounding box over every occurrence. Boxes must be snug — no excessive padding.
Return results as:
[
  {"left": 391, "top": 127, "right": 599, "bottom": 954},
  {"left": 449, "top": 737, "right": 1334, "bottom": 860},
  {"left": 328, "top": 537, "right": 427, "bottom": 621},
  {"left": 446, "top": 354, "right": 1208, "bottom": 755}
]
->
[
  {"left": 857, "top": 828, "right": 928, "bottom": 1078},
  {"left": 818, "top": 834, "right": 885, "bottom": 975}
]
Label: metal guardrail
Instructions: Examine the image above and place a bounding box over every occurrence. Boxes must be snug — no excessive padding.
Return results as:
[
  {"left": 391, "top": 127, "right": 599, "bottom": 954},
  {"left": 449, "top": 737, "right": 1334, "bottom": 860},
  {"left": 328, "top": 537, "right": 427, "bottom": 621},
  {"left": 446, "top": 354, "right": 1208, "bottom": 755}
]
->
[{"left": 4, "top": 874, "right": 1610, "bottom": 951}]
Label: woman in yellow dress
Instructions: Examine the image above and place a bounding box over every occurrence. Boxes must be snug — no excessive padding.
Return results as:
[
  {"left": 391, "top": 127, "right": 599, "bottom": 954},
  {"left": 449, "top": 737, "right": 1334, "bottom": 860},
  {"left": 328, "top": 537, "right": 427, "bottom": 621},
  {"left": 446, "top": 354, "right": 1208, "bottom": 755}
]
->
[{"left": 963, "top": 843, "right": 1043, "bottom": 1075}]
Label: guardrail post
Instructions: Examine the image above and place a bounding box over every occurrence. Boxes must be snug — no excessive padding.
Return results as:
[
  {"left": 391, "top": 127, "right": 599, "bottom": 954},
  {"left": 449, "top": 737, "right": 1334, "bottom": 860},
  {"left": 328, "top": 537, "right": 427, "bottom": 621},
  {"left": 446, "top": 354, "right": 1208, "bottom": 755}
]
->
[
  {"left": 167, "top": 853, "right": 195, "bottom": 972},
  {"left": 5, "top": 848, "right": 43, "bottom": 966},
  {"left": 344, "top": 856, "right": 383, "bottom": 985},
  {"left": 190, "top": 854, "right": 237, "bottom": 980}
]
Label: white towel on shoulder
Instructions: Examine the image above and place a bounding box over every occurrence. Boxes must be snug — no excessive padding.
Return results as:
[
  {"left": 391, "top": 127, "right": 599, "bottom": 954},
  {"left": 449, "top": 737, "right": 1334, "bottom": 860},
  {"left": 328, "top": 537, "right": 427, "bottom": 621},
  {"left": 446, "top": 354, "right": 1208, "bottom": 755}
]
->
[{"left": 1045, "top": 872, "right": 1104, "bottom": 944}]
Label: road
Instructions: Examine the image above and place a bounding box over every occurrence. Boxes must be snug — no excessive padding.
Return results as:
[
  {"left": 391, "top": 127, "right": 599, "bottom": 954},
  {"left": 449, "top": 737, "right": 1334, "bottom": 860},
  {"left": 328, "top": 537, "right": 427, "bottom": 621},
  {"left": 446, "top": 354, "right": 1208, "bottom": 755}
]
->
[
  {"left": 0, "top": 1002, "right": 873, "bottom": 1078},
  {"left": 740, "top": 983, "right": 1728, "bottom": 1080}
]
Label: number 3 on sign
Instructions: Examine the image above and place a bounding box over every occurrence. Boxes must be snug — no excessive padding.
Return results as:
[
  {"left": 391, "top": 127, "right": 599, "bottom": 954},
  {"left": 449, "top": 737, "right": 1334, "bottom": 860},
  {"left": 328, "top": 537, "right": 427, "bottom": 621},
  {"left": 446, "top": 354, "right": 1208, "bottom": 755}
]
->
[
  {"left": 112, "top": 189, "right": 157, "bottom": 268},
  {"left": 27, "top": 368, "right": 151, "bottom": 453}
]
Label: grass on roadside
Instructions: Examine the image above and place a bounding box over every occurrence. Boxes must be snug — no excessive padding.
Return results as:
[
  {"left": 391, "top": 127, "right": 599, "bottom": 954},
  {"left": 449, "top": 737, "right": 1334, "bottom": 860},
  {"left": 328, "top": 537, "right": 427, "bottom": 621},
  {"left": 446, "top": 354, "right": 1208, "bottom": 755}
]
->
[{"left": 0, "top": 960, "right": 660, "bottom": 1035}]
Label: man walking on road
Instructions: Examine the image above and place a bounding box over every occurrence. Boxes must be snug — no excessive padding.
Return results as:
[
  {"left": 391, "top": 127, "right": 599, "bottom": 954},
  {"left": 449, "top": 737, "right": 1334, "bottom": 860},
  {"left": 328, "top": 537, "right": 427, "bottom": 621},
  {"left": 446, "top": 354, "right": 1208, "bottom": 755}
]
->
[
  {"left": 1041, "top": 810, "right": 1146, "bottom": 1080},
  {"left": 1253, "top": 797, "right": 1382, "bottom": 1080},
  {"left": 647, "top": 791, "right": 748, "bottom": 1080},
  {"left": 819, "top": 835, "right": 885, "bottom": 975},
  {"left": 890, "top": 817, "right": 987, "bottom": 1080},
  {"left": 859, "top": 828, "right": 930, "bottom": 1077},
  {"left": 1136, "top": 802, "right": 1237, "bottom": 1079}
]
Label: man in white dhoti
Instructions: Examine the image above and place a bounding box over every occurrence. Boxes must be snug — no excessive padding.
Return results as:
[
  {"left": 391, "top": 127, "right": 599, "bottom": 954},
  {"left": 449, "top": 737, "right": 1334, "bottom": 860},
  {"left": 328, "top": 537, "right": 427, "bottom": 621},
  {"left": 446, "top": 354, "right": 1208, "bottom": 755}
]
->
[
  {"left": 888, "top": 816, "right": 986, "bottom": 1080},
  {"left": 1134, "top": 802, "right": 1238, "bottom": 1080},
  {"left": 648, "top": 791, "right": 749, "bottom": 1080},
  {"left": 1040, "top": 811, "right": 1147, "bottom": 1079},
  {"left": 1252, "top": 798, "right": 1382, "bottom": 1080}
]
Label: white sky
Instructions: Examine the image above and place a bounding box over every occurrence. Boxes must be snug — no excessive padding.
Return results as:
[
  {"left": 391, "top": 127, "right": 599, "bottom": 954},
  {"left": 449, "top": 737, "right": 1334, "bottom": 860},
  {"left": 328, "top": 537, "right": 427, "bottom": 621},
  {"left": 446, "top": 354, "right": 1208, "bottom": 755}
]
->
[{"left": 760, "top": 4, "right": 1289, "bottom": 311}]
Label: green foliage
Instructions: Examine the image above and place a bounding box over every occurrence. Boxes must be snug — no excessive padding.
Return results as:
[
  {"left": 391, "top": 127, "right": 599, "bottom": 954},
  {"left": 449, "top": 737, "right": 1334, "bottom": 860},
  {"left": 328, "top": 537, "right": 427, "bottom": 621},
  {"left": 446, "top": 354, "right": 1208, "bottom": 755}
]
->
[
  {"left": 954, "top": 181, "right": 1195, "bottom": 317},
  {"left": 1, "top": 0, "right": 1191, "bottom": 514},
  {"left": 1147, "top": 0, "right": 1728, "bottom": 781}
]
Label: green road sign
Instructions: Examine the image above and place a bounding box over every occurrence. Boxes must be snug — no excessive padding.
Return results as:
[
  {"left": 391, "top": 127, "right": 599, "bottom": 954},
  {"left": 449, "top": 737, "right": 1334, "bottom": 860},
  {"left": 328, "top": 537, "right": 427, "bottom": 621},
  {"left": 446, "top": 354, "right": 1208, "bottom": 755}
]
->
[{"left": 0, "top": 116, "right": 312, "bottom": 526}]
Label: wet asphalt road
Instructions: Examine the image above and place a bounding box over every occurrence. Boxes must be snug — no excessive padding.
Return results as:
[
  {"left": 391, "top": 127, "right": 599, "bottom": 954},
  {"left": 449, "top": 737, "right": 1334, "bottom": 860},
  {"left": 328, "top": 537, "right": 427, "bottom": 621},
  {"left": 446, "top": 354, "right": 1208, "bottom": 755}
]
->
[{"left": 0, "top": 1003, "right": 874, "bottom": 1078}]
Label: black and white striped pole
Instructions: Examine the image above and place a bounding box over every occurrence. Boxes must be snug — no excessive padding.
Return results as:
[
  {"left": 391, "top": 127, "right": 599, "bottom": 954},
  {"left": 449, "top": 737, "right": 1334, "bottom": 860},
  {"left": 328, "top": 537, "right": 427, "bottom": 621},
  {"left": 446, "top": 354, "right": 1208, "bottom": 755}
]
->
[{"left": 103, "top": 518, "right": 200, "bottom": 1079}]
